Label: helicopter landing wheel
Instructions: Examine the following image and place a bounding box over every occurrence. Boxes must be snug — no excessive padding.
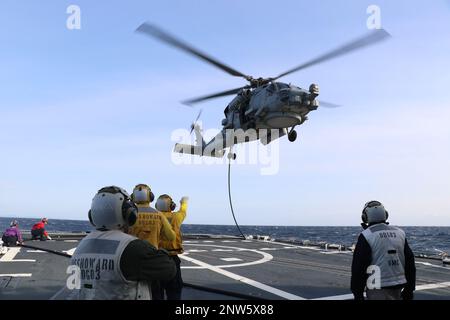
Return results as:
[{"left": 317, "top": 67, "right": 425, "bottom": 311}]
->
[
  {"left": 288, "top": 130, "right": 297, "bottom": 142},
  {"left": 228, "top": 152, "right": 237, "bottom": 160}
]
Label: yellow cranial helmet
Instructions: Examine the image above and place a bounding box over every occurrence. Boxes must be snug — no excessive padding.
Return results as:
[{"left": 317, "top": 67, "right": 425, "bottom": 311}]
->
[
  {"left": 156, "top": 194, "right": 176, "bottom": 212},
  {"left": 131, "top": 184, "right": 155, "bottom": 204}
]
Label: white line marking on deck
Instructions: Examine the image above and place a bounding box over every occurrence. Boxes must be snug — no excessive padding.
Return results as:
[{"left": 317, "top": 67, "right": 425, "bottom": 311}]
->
[
  {"left": 416, "top": 262, "right": 449, "bottom": 270},
  {"left": 179, "top": 254, "right": 305, "bottom": 300},
  {"left": 26, "top": 250, "right": 46, "bottom": 253},
  {"left": 202, "top": 241, "right": 214, "bottom": 243},
  {"left": 186, "top": 249, "right": 208, "bottom": 253},
  {"left": 182, "top": 244, "right": 273, "bottom": 269},
  {"left": 63, "top": 240, "right": 79, "bottom": 242},
  {"left": 0, "top": 247, "right": 35, "bottom": 262},
  {"left": 264, "top": 240, "right": 321, "bottom": 251},
  {"left": 63, "top": 248, "right": 76, "bottom": 256},
  {"left": 221, "top": 240, "right": 237, "bottom": 243},
  {"left": 312, "top": 281, "right": 450, "bottom": 300},
  {"left": 220, "top": 258, "right": 242, "bottom": 262},
  {"left": 184, "top": 241, "right": 198, "bottom": 243},
  {"left": 416, "top": 281, "right": 450, "bottom": 291},
  {"left": 212, "top": 249, "right": 234, "bottom": 252},
  {"left": 320, "top": 251, "right": 351, "bottom": 255},
  {"left": 0, "top": 273, "right": 32, "bottom": 277},
  {"left": 312, "top": 293, "right": 354, "bottom": 300}
]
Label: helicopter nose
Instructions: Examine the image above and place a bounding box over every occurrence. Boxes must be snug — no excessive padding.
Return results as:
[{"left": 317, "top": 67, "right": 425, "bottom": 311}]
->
[{"left": 290, "top": 92, "right": 302, "bottom": 104}]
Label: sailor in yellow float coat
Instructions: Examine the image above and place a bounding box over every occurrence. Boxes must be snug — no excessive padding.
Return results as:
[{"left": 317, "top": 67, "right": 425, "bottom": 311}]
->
[
  {"left": 156, "top": 194, "right": 188, "bottom": 300},
  {"left": 127, "top": 184, "right": 176, "bottom": 300},
  {"left": 128, "top": 184, "right": 175, "bottom": 249}
]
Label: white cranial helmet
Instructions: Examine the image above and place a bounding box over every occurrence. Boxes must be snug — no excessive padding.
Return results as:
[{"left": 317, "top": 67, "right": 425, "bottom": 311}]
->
[
  {"left": 88, "top": 186, "right": 138, "bottom": 230},
  {"left": 362, "top": 200, "right": 389, "bottom": 224}
]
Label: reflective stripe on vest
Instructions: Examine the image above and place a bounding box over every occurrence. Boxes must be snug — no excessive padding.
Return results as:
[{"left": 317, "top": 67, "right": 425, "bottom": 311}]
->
[
  {"left": 362, "top": 224, "right": 407, "bottom": 288},
  {"left": 138, "top": 206, "right": 158, "bottom": 213},
  {"left": 69, "top": 230, "right": 150, "bottom": 300}
]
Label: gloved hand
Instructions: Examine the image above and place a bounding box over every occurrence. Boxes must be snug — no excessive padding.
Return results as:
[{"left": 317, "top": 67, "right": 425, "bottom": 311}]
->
[
  {"left": 401, "top": 289, "right": 414, "bottom": 300},
  {"left": 180, "top": 197, "right": 189, "bottom": 205},
  {"left": 47, "top": 235, "right": 52, "bottom": 240}
]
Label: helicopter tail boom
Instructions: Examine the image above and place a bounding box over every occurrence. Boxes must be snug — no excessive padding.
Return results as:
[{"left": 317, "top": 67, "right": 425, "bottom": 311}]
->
[{"left": 173, "top": 143, "right": 225, "bottom": 158}]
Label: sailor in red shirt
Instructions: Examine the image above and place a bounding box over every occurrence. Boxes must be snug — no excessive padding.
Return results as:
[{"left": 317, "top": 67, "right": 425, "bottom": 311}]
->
[{"left": 31, "top": 218, "right": 52, "bottom": 241}]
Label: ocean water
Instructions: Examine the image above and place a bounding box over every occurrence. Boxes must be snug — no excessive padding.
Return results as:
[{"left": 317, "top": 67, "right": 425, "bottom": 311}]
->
[{"left": 1, "top": 217, "right": 449, "bottom": 256}]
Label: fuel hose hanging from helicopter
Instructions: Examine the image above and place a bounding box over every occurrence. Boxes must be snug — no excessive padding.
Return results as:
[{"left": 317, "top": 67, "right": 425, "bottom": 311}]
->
[
  {"left": 227, "top": 150, "right": 246, "bottom": 239},
  {"left": 190, "top": 108, "right": 245, "bottom": 239}
]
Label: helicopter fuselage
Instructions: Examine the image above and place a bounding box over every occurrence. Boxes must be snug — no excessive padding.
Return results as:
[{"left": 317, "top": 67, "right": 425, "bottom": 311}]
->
[{"left": 222, "top": 82, "right": 319, "bottom": 132}]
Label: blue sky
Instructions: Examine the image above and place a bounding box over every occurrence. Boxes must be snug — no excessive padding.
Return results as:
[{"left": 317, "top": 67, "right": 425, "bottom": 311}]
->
[{"left": 0, "top": 0, "right": 449, "bottom": 225}]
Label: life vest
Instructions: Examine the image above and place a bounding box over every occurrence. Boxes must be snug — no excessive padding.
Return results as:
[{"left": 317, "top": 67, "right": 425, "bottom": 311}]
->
[
  {"left": 68, "top": 230, "right": 150, "bottom": 300},
  {"left": 362, "top": 223, "right": 407, "bottom": 288},
  {"left": 32, "top": 222, "right": 45, "bottom": 231},
  {"left": 128, "top": 206, "right": 171, "bottom": 249},
  {"left": 31, "top": 222, "right": 48, "bottom": 236},
  {"left": 159, "top": 210, "right": 185, "bottom": 255}
]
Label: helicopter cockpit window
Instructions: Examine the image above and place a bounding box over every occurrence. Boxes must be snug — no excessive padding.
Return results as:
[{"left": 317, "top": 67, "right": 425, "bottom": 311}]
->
[
  {"left": 267, "top": 82, "right": 288, "bottom": 93},
  {"left": 279, "top": 89, "right": 289, "bottom": 102},
  {"left": 277, "top": 83, "right": 289, "bottom": 90}
]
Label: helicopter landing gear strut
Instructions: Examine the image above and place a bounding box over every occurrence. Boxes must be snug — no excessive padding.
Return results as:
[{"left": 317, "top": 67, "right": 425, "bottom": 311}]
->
[{"left": 288, "top": 127, "right": 297, "bottom": 142}]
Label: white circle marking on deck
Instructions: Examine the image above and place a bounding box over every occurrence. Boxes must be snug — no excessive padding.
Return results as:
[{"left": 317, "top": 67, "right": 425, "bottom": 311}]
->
[{"left": 181, "top": 244, "right": 273, "bottom": 269}]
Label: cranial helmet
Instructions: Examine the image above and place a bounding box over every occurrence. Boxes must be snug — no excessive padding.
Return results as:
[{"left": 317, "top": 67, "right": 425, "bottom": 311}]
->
[
  {"left": 155, "top": 194, "right": 176, "bottom": 212},
  {"left": 361, "top": 200, "right": 389, "bottom": 225},
  {"left": 10, "top": 220, "right": 18, "bottom": 227},
  {"left": 88, "top": 186, "right": 138, "bottom": 230},
  {"left": 131, "top": 184, "right": 155, "bottom": 204}
]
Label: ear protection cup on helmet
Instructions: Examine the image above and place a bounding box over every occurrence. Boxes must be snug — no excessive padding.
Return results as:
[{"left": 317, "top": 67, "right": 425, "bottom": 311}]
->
[
  {"left": 170, "top": 199, "right": 176, "bottom": 211},
  {"left": 149, "top": 191, "right": 155, "bottom": 203},
  {"left": 361, "top": 211, "right": 368, "bottom": 224},
  {"left": 122, "top": 200, "right": 138, "bottom": 226},
  {"left": 165, "top": 195, "right": 176, "bottom": 211},
  {"left": 88, "top": 210, "right": 94, "bottom": 226}
]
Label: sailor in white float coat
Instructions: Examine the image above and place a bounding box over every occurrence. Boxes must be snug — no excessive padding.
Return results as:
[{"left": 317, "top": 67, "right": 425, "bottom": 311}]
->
[
  {"left": 351, "top": 201, "right": 416, "bottom": 300},
  {"left": 67, "top": 186, "right": 176, "bottom": 300}
]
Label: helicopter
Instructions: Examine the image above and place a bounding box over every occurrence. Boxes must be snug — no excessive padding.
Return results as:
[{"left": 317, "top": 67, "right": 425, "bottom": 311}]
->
[{"left": 136, "top": 23, "right": 390, "bottom": 158}]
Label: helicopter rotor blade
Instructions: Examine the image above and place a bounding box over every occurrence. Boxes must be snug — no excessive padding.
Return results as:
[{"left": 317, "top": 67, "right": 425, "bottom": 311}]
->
[
  {"left": 272, "top": 29, "right": 391, "bottom": 81},
  {"left": 182, "top": 86, "right": 250, "bottom": 105},
  {"left": 136, "top": 23, "right": 251, "bottom": 79},
  {"left": 319, "top": 101, "right": 342, "bottom": 108}
]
